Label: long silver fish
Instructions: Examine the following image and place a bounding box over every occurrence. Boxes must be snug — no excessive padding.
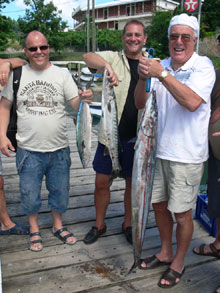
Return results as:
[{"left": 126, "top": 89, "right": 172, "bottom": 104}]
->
[
  {"left": 76, "top": 76, "right": 94, "bottom": 168},
  {"left": 76, "top": 99, "right": 92, "bottom": 168},
  {"left": 101, "top": 68, "right": 121, "bottom": 179},
  {"left": 129, "top": 90, "right": 158, "bottom": 273}
]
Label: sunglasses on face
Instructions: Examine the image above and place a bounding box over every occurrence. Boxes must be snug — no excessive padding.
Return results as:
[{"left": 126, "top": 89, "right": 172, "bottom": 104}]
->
[
  {"left": 26, "top": 45, "right": 49, "bottom": 52},
  {"left": 169, "top": 34, "right": 193, "bottom": 43}
]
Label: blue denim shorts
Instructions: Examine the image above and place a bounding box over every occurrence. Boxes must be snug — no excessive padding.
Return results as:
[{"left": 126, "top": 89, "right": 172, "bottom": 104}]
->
[
  {"left": 93, "top": 140, "right": 136, "bottom": 178},
  {"left": 16, "top": 147, "right": 71, "bottom": 215}
]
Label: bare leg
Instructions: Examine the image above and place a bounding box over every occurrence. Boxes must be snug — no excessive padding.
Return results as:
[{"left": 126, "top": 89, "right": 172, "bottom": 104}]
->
[
  {"left": 51, "top": 210, "right": 76, "bottom": 243},
  {"left": 123, "top": 177, "right": 131, "bottom": 228},
  {"left": 160, "top": 209, "right": 193, "bottom": 286},
  {"left": 94, "top": 173, "right": 111, "bottom": 230},
  {"left": 0, "top": 175, "right": 15, "bottom": 230},
  {"left": 28, "top": 213, "right": 42, "bottom": 251},
  {"left": 140, "top": 201, "right": 173, "bottom": 268}
]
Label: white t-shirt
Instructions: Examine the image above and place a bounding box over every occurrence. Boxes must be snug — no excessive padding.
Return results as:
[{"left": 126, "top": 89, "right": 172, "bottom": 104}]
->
[
  {"left": 152, "top": 52, "right": 215, "bottom": 163},
  {"left": 2, "top": 64, "right": 78, "bottom": 152}
]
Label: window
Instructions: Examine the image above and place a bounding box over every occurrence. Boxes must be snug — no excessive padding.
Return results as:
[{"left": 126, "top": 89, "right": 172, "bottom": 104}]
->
[
  {"left": 126, "top": 5, "right": 130, "bottom": 16},
  {"left": 131, "top": 4, "right": 135, "bottom": 15},
  {"left": 104, "top": 8, "right": 108, "bottom": 19}
]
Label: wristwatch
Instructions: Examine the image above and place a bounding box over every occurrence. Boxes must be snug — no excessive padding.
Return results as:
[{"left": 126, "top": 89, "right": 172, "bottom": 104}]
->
[{"left": 159, "top": 70, "right": 168, "bottom": 82}]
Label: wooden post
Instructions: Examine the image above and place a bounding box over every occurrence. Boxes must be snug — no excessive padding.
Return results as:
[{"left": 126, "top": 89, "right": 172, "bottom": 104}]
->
[
  {"left": 92, "top": 0, "right": 96, "bottom": 52},
  {"left": 87, "top": 0, "right": 90, "bottom": 52}
]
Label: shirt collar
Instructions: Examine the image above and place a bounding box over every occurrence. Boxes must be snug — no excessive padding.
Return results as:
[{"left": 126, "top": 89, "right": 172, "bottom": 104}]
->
[{"left": 166, "top": 52, "right": 197, "bottom": 73}]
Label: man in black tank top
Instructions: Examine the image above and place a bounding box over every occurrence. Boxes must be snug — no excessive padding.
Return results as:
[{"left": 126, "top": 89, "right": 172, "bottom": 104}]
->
[{"left": 82, "top": 20, "right": 148, "bottom": 245}]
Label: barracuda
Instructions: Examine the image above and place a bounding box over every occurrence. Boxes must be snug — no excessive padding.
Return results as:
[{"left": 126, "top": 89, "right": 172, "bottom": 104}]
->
[
  {"left": 101, "top": 69, "right": 121, "bottom": 179},
  {"left": 129, "top": 90, "right": 158, "bottom": 273},
  {"left": 76, "top": 99, "right": 92, "bottom": 168}
]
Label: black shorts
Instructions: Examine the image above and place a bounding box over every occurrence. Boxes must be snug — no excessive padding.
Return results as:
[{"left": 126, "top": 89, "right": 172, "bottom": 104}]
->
[
  {"left": 93, "top": 140, "right": 135, "bottom": 178},
  {"left": 207, "top": 146, "right": 220, "bottom": 218}
]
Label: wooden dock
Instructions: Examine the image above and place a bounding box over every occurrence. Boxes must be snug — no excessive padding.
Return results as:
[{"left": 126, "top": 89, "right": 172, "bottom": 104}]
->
[{"left": 0, "top": 116, "right": 220, "bottom": 293}]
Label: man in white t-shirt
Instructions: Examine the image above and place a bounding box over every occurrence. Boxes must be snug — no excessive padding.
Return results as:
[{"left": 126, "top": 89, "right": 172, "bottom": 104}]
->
[
  {"left": 0, "top": 31, "right": 93, "bottom": 252},
  {"left": 135, "top": 14, "right": 215, "bottom": 288}
]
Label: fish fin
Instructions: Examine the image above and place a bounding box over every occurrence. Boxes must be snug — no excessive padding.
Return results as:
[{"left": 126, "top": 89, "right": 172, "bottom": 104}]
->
[{"left": 104, "top": 147, "right": 110, "bottom": 156}]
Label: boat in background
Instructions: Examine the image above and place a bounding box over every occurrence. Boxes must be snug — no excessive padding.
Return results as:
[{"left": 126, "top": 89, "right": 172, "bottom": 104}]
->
[{"left": 89, "top": 102, "right": 102, "bottom": 118}]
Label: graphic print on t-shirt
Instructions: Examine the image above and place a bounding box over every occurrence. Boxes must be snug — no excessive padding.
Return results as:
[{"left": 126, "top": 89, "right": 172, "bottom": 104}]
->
[{"left": 20, "top": 80, "right": 58, "bottom": 116}]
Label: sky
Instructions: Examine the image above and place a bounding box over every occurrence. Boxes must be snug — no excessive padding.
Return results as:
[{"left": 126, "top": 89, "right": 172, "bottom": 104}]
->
[{"left": 1, "top": 0, "right": 112, "bottom": 28}]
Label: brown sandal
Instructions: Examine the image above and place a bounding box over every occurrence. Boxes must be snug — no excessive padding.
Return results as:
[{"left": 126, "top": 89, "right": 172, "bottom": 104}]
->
[{"left": 193, "top": 243, "right": 220, "bottom": 259}]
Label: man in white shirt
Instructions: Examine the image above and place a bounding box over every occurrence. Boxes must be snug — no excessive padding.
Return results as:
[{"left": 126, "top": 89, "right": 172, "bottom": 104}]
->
[{"left": 135, "top": 14, "right": 215, "bottom": 288}]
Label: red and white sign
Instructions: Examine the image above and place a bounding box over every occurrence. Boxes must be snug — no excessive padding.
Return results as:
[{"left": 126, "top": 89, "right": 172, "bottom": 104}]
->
[{"left": 184, "top": 0, "right": 199, "bottom": 12}]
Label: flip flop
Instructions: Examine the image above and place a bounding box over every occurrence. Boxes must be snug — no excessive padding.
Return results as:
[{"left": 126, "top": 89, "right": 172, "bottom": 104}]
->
[
  {"left": 0, "top": 223, "right": 30, "bottom": 235},
  {"left": 193, "top": 243, "right": 220, "bottom": 259},
  {"left": 139, "top": 254, "right": 171, "bottom": 270},
  {"left": 158, "top": 267, "right": 185, "bottom": 288},
  {"left": 53, "top": 227, "right": 77, "bottom": 245}
]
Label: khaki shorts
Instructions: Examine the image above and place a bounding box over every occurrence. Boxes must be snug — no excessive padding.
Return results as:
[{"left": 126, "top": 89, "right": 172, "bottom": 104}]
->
[{"left": 151, "top": 158, "right": 204, "bottom": 213}]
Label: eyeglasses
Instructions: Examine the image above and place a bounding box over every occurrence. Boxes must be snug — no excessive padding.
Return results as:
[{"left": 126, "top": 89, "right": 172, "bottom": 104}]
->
[
  {"left": 26, "top": 45, "right": 49, "bottom": 52},
  {"left": 169, "top": 34, "right": 193, "bottom": 43}
]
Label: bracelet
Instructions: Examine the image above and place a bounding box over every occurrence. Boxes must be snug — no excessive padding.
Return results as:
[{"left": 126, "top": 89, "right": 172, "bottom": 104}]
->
[{"left": 6, "top": 61, "right": 13, "bottom": 70}]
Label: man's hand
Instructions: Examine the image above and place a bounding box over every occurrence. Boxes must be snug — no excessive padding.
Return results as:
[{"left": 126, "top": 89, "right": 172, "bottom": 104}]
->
[
  {"left": 0, "top": 135, "right": 15, "bottom": 157},
  {"left": 105, "top": 64, "right": 119, "bottom": 87},
  {"left": 0, "top": 62, "right": 11, "bottom": 86},
  {"left": 79, "top": 88, "right": 93, "bottom": 104},
  {"left": 138, "top": 57, "right": 162, "bottom": 80},
  {"left": 138, "top": 58, "right": 150, "bottom": 80}
]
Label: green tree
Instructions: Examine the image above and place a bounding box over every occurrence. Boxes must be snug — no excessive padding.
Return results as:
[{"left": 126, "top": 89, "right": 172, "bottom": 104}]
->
[
  {"left": 0, "top": 0, "right": 14, "bottom": 10},
  {"left": 146, "top": 11, "right": 173, "bottom": 59},
  {"left": 97, "top": 29, "right": 123, "bottom": 51},
  {"left": 17, "top": 0, "right": 67, "bottom": 50},
  {"left": 0, "top": 15, "right": 13, "bottom": 50},
  {"left": 201, "top": 0, "right": 220, "bottom": 32}
]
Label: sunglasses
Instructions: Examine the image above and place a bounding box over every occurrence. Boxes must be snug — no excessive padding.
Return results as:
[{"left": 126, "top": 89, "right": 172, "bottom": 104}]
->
[
  {"left": 169, "top": 34, "right": 193, "bottom": 43},
  {"left": 26, "top": 45, "right": 49, "bottom": 52}
]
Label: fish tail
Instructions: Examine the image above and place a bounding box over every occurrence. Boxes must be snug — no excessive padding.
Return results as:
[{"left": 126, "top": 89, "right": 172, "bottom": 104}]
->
[{"left": 126, "top": 262, "right": 138, "bottom": 277}]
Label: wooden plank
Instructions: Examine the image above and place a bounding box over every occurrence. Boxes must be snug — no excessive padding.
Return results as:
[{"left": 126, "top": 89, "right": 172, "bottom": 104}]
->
[
  {"left": 3, "top": 180, "right": 126, "bottom": 204},
  {"left": 0, "top": 114, "right": 214, "bottom": 293},
  {"left": 130, "top": 260, "right": 220, "bottom": 293},
  {"left": 2, "top": 235, "right": 220, "bottom": 292},
  {"left": 5, "top": 190, "right": 125, "bottom": 217},
  {"left": 0, "top": 221, "right": 212, "bottom": 277}
]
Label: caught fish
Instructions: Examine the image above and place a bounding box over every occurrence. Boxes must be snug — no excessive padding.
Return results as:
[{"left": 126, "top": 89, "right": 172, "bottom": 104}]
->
[
  {"left": 101, "top": 68, "right": 121, "bottom": 179},
  {"left": 129, "top": 90, "right": 158, "bottom": 273},
  {"left": 76, "top": 100, "right": 92, "bottom": 168},
  {"left": 76, "top": 75, "right": 94, "bottom": 168}
]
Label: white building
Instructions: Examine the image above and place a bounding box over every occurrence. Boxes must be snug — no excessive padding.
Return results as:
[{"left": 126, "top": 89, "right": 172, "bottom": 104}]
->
[{"left": 72, "top": 0, "right": 179, "bottom": 31}]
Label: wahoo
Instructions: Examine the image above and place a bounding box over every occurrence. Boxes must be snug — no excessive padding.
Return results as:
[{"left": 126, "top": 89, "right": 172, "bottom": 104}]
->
[
  {"left": 101, "top": 69, "right": 121, "bottom": 179},
  {"left": 129, "top": 90, "right": 158, "bottom": 273},
  {"left": 76, "top": 99, "right": 92, "bottom": 168}
]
